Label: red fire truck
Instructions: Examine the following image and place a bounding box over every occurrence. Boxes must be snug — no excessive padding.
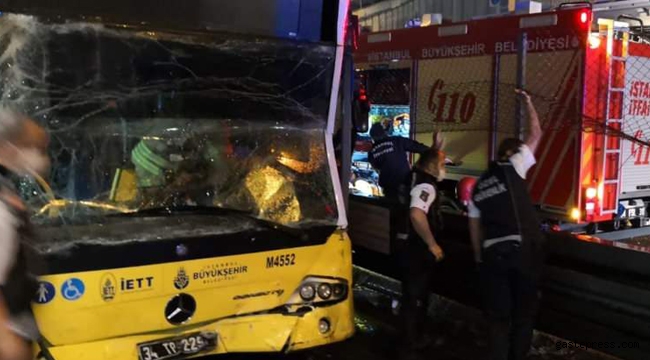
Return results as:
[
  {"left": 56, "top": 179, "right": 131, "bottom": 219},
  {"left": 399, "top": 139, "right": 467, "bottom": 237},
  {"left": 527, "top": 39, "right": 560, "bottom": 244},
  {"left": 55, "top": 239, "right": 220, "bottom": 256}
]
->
[
  {"left": 352, "top": 5, "right": 650, "bottom": 233},
  {"left": 350, "top": 8, "right": 650, "bottom": 358}
]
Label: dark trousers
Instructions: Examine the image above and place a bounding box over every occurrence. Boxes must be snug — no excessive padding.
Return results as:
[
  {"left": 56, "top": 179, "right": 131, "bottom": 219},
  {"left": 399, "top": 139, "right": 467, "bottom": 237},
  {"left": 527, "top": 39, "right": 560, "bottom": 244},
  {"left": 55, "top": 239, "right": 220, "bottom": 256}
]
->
[
  {"left": 481, "top": 243, "right": 540, "bottom": 360},
  {"left": 400, "top": 239, "right": 435, "bottom": 347},
  {"left": 386, "top": 184, "right": 411, "bottom": 295},
  {"left": 386, "top": 185, "right": 433, "bottom": 348},
  {"left": 385, "top": 184, "right": 410, "bottom": 245}
]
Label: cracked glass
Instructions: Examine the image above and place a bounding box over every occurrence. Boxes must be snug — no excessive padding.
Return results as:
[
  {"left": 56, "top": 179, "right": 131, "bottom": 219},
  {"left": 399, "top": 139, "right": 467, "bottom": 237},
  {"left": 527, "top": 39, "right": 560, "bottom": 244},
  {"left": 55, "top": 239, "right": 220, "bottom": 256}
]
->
[{"left": 0, "top": 14, "right": 338, "bottom": 230}]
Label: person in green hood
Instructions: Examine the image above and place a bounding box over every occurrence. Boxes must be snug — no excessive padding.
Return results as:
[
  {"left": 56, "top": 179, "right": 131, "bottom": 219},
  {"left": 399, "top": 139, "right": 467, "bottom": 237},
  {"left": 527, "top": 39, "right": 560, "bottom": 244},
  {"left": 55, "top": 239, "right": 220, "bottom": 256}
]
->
[{"left": 130, "top": 129, "right": 224, "bottom": 209}]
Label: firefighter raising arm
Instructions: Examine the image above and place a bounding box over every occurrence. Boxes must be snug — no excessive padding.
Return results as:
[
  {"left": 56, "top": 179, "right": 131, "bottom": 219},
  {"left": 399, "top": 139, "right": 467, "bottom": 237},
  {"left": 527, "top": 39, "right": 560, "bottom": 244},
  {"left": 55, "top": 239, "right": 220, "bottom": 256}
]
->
[
  {"left": 516, "top": 89, "right": 541, "bottom": 153},
  {"left": 468, "top": 90, "right": 540, "bottom": 264}
]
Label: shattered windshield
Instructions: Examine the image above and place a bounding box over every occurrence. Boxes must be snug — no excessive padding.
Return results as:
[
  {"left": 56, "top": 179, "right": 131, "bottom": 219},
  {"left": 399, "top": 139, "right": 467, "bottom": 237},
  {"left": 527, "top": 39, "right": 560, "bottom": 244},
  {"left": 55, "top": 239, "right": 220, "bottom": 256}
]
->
[{"left": 0, "top": 14, "right": 338, "bottom": 227}]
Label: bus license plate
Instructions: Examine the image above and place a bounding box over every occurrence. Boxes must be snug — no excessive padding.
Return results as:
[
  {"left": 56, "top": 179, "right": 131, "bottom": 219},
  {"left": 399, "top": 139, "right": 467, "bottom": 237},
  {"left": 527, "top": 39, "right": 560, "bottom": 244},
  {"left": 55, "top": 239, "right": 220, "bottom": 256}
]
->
[{"left": 137, "top": 332, "right": 216, "bottom": 360}]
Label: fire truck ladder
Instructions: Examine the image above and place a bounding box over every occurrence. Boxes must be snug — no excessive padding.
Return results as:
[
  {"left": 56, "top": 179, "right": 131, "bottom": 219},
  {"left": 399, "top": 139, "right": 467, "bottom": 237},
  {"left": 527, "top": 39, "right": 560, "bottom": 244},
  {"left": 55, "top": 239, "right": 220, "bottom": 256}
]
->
[{"left": 599, "top": 18, "right": 629, "bottom": 216}]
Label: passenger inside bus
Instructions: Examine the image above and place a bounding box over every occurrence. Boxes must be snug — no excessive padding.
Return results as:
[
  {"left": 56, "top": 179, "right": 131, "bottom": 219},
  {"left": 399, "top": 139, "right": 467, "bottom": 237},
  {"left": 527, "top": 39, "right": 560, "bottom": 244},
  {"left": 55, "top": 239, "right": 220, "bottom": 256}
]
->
[
  {"left": 112, "top": 121, "right": 333, "bottom": 226},
  {"left": 129, "top": 131, "right": 223, "bottom": 208}
]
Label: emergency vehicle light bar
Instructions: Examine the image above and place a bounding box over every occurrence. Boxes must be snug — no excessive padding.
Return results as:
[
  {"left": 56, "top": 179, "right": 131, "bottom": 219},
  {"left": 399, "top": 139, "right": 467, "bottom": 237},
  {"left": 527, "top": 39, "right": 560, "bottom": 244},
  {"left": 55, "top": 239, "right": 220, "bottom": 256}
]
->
[
  {"left": 438, "top": 24, "right": 468, "bottom": 37},
  {"left": 520, "top": 14, "right": 558, "bottom": 28}
]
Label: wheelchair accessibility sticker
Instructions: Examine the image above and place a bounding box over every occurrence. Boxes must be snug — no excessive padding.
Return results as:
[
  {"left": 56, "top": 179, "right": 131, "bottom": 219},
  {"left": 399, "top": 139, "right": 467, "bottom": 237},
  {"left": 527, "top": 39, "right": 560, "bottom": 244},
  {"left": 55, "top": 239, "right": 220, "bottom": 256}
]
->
[{"left": 61, "top": 278, "right": 85, "bottom": 301}]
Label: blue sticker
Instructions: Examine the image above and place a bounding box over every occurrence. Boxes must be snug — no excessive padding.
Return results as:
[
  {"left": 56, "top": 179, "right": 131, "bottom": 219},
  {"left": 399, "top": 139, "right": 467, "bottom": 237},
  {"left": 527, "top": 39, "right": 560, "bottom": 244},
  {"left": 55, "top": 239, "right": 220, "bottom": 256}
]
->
[
  {"left": 34, "top": 281, "right": 55, "bottom": 304},
  {"left": 61, "top": 278, "right": 85, "bottom": 301}
]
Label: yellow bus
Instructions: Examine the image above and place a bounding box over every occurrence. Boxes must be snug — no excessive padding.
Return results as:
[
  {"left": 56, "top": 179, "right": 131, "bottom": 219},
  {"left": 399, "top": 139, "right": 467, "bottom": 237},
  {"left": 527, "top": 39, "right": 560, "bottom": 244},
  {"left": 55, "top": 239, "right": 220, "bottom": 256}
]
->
[{"left": 0, "top": 0, "right": 354, "bottom": 359}]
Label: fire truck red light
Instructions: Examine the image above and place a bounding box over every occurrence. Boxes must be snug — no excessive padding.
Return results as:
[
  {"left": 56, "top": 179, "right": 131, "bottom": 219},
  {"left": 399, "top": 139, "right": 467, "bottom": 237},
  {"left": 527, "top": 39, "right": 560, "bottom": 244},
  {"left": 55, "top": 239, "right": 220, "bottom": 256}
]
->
[{"left": 580, "top": 11, "right": 588, "bottom": 24}]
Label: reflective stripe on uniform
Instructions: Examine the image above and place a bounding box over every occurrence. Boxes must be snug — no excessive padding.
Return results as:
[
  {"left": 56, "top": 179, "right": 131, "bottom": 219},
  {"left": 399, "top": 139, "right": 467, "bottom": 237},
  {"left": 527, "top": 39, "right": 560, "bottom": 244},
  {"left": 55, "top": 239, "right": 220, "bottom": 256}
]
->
[
  {"left": 132, "top": 142, "right": 167, "bottom": 175},
  {"left": 483, "top": 234, "right": 522, "bottom": 249}
]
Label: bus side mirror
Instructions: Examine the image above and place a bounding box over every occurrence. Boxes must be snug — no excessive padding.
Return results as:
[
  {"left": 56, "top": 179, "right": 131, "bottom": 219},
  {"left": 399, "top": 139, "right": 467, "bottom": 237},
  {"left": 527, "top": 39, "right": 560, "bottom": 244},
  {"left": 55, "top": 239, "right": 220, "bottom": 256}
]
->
[{"left": 352, "top": 88, "right": 370, "bottom": 133}]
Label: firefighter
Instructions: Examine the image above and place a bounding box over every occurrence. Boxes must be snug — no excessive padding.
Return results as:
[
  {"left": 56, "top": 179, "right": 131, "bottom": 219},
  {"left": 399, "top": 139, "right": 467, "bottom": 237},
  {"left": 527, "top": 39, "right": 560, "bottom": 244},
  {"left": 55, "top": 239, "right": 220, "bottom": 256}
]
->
[
  {"left": 369, "top": 122, "right": 436, "bottom": 322},
  {"left": 368, "top": 122, "right": 432, "bottom": 202},
  {"left": 0, "top": 110, "right": 49, "bottom": 360},
  {"left": 468, "top": 89, "right": 543, "bottom": 360},
  {"left": 400, "top": 140, "right": 446, "bottom": 359},
  {"left": 368, "top": 122, "right": 432, "bottom": 253}
]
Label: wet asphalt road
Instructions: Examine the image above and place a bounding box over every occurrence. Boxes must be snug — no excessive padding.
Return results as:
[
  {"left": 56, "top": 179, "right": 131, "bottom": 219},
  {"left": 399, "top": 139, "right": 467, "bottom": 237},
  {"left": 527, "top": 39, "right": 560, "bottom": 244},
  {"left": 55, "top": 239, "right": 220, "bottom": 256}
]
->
[{"left": 206, "top": 268, "right": 619, "bottom": 360}]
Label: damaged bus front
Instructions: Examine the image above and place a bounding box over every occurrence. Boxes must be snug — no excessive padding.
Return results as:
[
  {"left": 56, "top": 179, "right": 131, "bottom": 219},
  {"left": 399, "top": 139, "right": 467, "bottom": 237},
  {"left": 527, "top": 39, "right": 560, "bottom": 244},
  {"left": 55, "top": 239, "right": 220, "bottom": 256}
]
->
[{"left": 0, "top": 0, "right": 353, "bottom": 358}]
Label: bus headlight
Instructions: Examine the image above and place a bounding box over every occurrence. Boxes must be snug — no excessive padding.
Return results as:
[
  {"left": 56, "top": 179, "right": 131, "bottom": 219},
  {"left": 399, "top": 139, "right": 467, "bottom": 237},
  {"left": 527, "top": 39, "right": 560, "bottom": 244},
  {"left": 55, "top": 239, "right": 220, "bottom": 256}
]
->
[
  {"left": 333, "top": 283, "right": 346, "bottom": 297},
  {"left": 318, "top": 318, "right": 331, "bottom": 334},
  {"left": 299, "top": 284, "right": 316, "bottom": 301},
  {"left": 287, "top": 277, "right": 348, "bottom": 306},
  {"left": 317, "top": 283, "right": 332, "bottom": 299}
]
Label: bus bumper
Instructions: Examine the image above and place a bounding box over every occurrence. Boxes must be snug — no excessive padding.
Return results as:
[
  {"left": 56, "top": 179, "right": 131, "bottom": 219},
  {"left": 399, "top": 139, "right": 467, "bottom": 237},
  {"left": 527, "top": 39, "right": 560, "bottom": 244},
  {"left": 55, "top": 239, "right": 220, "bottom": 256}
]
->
[{"left": 39, "top": 299, "right": 354, "bottom": 360}]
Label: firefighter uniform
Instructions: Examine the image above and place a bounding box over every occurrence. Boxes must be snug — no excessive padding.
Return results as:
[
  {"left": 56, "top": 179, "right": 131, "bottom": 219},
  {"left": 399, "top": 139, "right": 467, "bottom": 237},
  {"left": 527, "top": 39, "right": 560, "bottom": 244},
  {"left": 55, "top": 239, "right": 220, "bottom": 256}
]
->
[
  {"left": 468, "top": 145, "right": 545, "bottom": 360},
  {"left": 369, "top": 135, "right": 430, "bottom": 202},
  {"left": 368, "top": 127, "right": 430, "bottom": 260},
  {"left": 401, "top": 168, "right": 442, "bottom": 350}
]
